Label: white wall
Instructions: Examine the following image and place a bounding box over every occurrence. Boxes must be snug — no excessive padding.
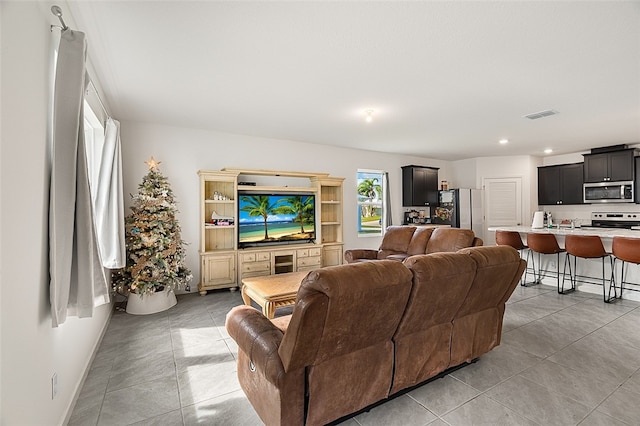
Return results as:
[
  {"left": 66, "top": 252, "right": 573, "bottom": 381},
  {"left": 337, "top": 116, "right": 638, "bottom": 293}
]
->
[
  {"left": 450, "top": 155, "right": 542, "bottom": 242},
  {"left": 120, "top": 121, "right": 449, "bottom": 289},
  {"left": 1, "top": 2, "right": 112, "bottom": 425},
  {"left": 447, "top": 158, "right": 477, "bottom": 189}
]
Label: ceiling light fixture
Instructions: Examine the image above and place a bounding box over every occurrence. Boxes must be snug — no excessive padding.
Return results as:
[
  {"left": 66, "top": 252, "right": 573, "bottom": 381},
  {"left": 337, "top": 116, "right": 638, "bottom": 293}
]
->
[
  {"left": 499, "top": 139, "right": 509, "bottom": 145},
  {"left": 364, "top": 109, "right": 375, "bottom": 123},
  {"left": 544, "top": 148, "right": 553, "bottom": 154}
]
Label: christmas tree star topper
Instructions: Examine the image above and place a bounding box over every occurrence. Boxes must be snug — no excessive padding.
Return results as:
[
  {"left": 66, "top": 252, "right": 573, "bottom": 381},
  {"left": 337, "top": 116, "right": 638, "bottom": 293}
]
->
[{"left": 145, "top": 156, "right": 161, "bottom": 171}]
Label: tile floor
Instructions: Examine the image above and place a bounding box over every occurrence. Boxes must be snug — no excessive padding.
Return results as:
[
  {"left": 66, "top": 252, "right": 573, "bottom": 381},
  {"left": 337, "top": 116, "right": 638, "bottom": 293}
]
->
[{"left": 68, "top": 283, "right": 640, "bottom": 426}]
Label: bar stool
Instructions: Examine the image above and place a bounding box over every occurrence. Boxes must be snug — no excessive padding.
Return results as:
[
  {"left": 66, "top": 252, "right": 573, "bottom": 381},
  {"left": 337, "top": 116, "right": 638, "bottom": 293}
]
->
[
  {"left": 612, "top": 236, "right": 640, "bottom": 300},
  {"left": 563, "top": 235, "right": 615, "bottom": 302},
  {"left": 526, "top": 233, "right": 565, "bottom": 291},
  {"left": 495, "top": 230, "right": 532, "bottom": 286}
]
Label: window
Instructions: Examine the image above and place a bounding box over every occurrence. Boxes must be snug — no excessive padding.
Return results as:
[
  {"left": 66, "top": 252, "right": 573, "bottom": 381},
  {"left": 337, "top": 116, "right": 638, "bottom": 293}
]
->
[
  {"left": 357, "top": 170, "right": 385, "bottom": 236},
  {"left": 84, "top": 99, "right": 105, "bottom": 198}
]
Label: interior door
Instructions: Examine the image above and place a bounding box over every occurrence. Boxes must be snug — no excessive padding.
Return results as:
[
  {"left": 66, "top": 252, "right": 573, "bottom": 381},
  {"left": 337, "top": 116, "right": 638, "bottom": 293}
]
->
[{"left": 483, "top": 177, "right": 522, "bottom": 245}]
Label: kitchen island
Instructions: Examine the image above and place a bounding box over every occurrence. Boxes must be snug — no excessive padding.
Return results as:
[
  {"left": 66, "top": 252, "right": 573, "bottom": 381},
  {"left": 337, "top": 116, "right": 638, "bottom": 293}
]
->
[
  {"left": 488, "top": 225, "right": 640, "bottom": 252},
  {"left": 487, "top": 225, "right": 640, "bottom": 301}
]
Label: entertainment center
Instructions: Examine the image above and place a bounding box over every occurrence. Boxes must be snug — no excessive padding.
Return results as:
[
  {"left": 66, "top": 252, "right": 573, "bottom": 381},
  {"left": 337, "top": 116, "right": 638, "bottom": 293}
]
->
[{"left": 197, "top": 168, "right": 344, "bottom": 295}]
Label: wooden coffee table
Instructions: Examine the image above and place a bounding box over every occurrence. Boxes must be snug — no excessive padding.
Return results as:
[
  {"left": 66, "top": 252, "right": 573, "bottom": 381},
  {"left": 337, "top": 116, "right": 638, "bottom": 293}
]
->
[{"left": 241, "top": 271, "right": 308, "bottom": 319}]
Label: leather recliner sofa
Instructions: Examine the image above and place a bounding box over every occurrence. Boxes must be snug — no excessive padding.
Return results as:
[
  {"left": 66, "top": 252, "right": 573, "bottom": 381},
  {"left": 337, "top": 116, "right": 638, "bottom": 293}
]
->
[
  {"left": 225, "top": 245, "right": 525, "bottom": 425},
  {"left": 344, "top": 225, "right": 483, "bottom": 263}
]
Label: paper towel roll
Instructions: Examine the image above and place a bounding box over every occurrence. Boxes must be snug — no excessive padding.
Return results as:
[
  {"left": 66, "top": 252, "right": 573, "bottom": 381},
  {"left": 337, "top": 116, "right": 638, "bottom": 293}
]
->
[{"left": 531, "top": 211, "right": 544, "bottom": 228}]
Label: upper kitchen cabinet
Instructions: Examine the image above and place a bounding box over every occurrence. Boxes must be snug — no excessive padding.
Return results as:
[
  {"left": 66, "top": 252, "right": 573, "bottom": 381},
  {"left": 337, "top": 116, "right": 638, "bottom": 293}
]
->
[
  {"left": 402, "top": 165, "right": 439, "bottom": 207},
  {"left": 538, "top": 163, "right": 584, "bottom": 205},
  {"left": 583, "top": 148, "right": 635, "bottom": 183}
]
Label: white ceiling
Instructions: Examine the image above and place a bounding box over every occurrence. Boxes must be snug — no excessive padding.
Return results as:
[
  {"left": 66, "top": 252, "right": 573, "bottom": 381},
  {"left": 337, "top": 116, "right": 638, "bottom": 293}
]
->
[{"left": 66, "top": 1, "right": 640, "bottom": 161}]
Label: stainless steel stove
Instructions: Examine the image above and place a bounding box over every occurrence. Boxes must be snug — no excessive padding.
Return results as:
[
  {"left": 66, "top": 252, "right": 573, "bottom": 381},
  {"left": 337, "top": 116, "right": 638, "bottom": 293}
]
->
[{"left": 590, "top": 212, "right": 640, "bottom": 229}]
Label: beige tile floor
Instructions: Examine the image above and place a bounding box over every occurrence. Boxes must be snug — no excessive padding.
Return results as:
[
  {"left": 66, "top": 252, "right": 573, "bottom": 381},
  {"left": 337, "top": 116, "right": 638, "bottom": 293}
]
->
[{"left": 69, "top": 283, "right": 640, "bottom": 425}]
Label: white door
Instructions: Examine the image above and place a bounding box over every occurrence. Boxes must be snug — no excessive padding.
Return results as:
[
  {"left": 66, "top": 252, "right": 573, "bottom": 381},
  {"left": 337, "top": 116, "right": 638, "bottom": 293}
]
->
[{"left": 483, "top": 177, "right": 523, "bottom": 245}]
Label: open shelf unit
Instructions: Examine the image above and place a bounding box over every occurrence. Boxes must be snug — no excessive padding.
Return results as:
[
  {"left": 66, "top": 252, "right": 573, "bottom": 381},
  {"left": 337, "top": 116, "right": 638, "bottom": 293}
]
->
[
  {"left": 313, "top": 176, "right": 345, "bottom": 268},
  {"left": 197, "top": 169, "right": 344, "bottom": 295},
  {"left": 198, "top": 171, "right": 239, "bottom": 294}
]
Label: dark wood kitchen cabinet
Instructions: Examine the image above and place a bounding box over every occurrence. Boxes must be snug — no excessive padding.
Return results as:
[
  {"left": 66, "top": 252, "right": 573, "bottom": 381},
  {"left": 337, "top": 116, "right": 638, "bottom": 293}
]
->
[
  {"left": 583, "top": 149, "right": 635, "bottom": 183},
  {"left": 402, "top": 165, "right": 439, "bottom": 206},
  {"left": 538, "top": 163, "right": 584, "bottom": 205}
]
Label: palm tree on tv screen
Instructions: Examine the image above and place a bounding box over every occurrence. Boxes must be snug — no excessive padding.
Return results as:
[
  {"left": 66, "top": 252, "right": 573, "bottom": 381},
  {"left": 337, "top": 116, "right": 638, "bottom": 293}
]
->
[
  {"left": 275, "top": 196, "right": 314, "bottom": 234},
  {"left": 239, "top": 195, "right": 282, "bottom": 240}
]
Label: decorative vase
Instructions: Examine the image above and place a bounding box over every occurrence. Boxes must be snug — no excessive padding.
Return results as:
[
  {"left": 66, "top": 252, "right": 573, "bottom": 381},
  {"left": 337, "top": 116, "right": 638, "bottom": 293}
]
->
[{"left": 126, "top": 289, "right": 177, "bottom": 315}]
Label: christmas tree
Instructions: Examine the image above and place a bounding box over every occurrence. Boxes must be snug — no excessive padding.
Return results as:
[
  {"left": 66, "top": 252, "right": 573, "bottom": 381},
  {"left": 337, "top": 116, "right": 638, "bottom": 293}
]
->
[{"left": 113, "top": 157, "right": 192, "bottom": 297}]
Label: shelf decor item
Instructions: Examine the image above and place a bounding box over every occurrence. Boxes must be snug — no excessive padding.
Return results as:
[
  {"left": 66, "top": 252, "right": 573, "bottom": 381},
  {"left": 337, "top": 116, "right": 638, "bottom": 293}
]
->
[{"left": 112, "top": 157, "right": 192, "bottom": 314}]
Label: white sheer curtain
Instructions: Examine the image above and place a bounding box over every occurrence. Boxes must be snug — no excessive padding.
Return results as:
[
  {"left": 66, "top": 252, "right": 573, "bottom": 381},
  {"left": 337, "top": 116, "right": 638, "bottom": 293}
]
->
[
  {"left": 92, "top": 118, "right": 125, "bottom": 269},
  {"left": 49, "top": 29, "right": 109, "bottom": 327}
]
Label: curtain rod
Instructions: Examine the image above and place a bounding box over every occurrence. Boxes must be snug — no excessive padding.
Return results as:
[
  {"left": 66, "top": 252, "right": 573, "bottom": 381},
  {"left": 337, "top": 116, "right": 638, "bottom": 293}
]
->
[
  {"left": 51, "top": 5, "right": 68, "bottom": 31},
  {"left": 87, "top": 80, "right": 110, "bottom": 120}
]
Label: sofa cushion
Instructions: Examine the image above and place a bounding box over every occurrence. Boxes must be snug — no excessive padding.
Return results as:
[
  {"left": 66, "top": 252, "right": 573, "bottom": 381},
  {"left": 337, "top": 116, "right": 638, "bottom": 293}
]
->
[
  {"left": 406, "top": 227, "right": 434, "bottom": 255},
  {"left": 278, "top": 260, "right": 413, "bottom": 371},
  {"left": 449, "top": 245, "right": 525, "bottom": 366},
  {"left": 455, "top": 245, "right": 523, "bottom": 316},
  {"left": 379, "top": 226, "right": 417, "bottom": 253},
  {"left": 277, "top": 260, "right": 413, "bottom": 425},
  {"left": 426, "top": 227, "right": 475, "bottom": 254},
  {"left": 271, "top": 315, "right": 292, "bottom": 333},
  {"left": 392, "top": 252, "right": 476, "bottom": 393}
]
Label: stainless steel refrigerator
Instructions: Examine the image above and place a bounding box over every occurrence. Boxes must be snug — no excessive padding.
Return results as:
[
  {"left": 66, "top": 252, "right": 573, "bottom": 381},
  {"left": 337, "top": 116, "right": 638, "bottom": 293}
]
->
[{"left": 432, "top": 189, "right": 484, "bottom": 237}]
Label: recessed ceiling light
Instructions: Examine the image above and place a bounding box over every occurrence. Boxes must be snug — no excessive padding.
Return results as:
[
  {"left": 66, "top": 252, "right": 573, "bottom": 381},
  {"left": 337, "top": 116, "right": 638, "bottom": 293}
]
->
[
  {"left": 544, "top": 148, "right": 553, "bottom": 154},
  {"left": 499, "top": 139, "right": 509, "bottom": 145}
]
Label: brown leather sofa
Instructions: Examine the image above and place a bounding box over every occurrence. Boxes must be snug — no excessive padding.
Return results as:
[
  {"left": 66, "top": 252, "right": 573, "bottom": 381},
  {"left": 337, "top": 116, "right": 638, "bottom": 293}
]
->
[
  {"left": 344, "top": 225, "right": 484, "bottom": 263},
  {"left": 225, "top": 245, "right": 525, "bottom": 425}
]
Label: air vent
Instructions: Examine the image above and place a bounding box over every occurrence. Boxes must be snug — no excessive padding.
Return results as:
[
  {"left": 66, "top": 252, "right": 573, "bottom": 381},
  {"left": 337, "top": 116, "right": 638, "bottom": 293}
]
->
[{"left": 523, "top": 109, "right": 559, "bottom": 120}]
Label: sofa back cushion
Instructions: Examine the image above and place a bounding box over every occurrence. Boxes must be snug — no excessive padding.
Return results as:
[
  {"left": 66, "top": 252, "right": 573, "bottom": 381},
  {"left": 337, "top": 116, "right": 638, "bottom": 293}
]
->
[
  {"left": 406, "top": 227, "right": 434, "bottom": 255},
  {"left": 449, "top": 245, "right": 525, "bottom": 366},
  {"left": 278, "top": 260, "right": 413, "bottom": 371},
  {"left": 378, "top": 226, "right": 417, "bottom": 258},
  {"left": 278, "top": 260, "right": 413, "bottom": 425},
  {"left": 391, "top": 252, "right": 476, "bottom": 392},
  {"left": 456, "top": 246, "right": 524, "bottom": 316},
  {"left": 425, "top": 227, "right": 476, "bottom": 254}
]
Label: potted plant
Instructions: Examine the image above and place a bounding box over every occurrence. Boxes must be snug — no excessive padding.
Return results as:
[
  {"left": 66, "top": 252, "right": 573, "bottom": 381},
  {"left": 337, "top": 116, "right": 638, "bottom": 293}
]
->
[{"left": 112, "top": 157, "right": 192, "bottom": 314}]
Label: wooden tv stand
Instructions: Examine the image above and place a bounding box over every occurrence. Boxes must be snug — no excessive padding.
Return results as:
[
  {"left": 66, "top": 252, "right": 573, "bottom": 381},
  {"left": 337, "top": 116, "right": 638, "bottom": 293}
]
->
[{"left": 197, "top": 168, "right": 344, "bottom": 295}]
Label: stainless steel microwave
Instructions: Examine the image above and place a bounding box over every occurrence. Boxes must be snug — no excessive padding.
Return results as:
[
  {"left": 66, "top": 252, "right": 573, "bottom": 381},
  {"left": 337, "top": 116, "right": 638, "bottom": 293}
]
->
[{"left": 583, "top": 181, "right": 634, "bottom": 203}]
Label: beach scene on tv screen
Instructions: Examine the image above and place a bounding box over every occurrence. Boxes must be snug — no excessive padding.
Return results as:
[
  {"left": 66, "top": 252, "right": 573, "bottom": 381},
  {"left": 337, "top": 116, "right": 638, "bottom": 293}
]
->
[{"left": 239, "top": 194, "right": 315, "bottom": 243}]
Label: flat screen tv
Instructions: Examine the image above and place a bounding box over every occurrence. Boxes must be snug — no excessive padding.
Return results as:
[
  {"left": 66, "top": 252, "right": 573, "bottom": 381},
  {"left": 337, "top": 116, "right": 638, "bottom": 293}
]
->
[{"left": 238, "top": 192, "right": 316, "bottom": 248}]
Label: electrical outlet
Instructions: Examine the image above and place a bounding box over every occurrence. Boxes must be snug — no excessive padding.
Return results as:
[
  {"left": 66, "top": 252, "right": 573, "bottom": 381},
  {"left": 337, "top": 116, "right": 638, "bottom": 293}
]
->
[
  {"left": 550, "top": 260, "right": 557, "bottom": 270},
  {"left": 51, "top": 373, "right": 58, "bottom": 399}
]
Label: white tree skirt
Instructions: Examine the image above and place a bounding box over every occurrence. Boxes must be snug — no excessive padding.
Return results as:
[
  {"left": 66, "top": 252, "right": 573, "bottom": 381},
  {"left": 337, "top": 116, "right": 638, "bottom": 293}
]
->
[{"left": 126, "top": 289, "right": 177, "bottom": 315}]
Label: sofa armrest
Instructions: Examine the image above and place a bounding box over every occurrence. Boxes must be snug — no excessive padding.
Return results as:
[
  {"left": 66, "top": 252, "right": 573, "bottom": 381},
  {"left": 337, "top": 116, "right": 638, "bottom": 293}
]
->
[
  {"left": 472, "top": 237, "right": 484, "bottom": 247},
  {"left": 344, "top": 249, "right": 379, "bottom": 263},
  {"left": 225, "top": 305, "right": 286, "bottom": 385}
]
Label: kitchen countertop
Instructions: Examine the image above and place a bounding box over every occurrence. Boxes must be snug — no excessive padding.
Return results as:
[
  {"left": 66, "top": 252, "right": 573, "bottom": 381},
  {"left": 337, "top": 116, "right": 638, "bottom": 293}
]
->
[{"left": 488, "top": 225, "right": 640, "bottom": 239}]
